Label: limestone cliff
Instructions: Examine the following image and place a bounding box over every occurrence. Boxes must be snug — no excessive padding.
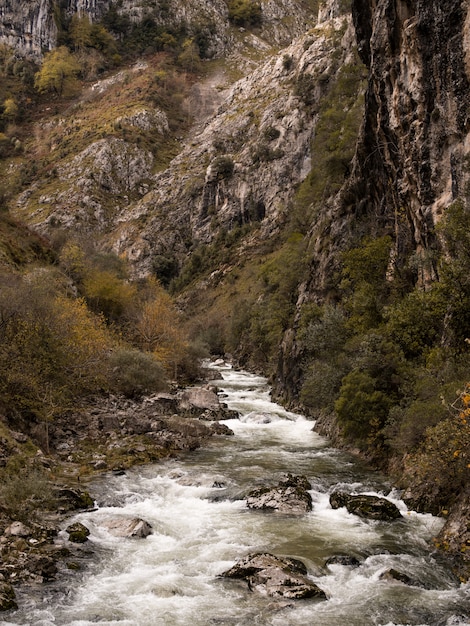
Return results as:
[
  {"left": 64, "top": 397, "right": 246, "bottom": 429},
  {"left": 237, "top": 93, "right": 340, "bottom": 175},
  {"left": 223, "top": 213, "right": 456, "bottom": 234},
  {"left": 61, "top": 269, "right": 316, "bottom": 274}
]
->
[
  {"left": 283, "top": 0, "right": 470, "bottom": 577},
  {"left": 0, "top": 0, "right": 318, "bottom": 58},
  {"left": 12, "top": 4, "right": 355, "bottom": 282},
  {"left": 297, "top": 0, "right": 470, "bottom": 306},
  {"left": 278, "top": 0, "right": 470, "bottom": 396}
]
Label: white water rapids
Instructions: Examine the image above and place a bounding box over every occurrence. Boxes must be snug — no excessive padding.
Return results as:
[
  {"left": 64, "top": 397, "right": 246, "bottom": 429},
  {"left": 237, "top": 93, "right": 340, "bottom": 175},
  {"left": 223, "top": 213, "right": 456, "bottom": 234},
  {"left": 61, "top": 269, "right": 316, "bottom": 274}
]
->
[{"left": 2, "top": 364, "right": 469, "bottom": 626}]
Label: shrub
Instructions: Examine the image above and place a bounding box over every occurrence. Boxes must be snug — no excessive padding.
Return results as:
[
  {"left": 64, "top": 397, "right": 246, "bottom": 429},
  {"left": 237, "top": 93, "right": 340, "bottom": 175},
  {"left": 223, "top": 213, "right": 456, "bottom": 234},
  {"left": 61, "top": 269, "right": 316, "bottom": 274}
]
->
[
  {"left": 335, "top": 369, "right": 393, "bottom": 446},
  {"left": 300, "top": 360, "right": 345, "bottom": 412},
  {"left": 385, "top": 288, "right": 446, "bottom": 360},
  {"left": 227, "top": 0, "right": 262, "bottom": 26},
  {"left": 0, "top": 467, "right": 55, "bottom": 521},
  {"left": 211, "top": 155, "right": 234, "bottom": 180},
  {"left": 107, "top": 348, "right": 167, "bottom": 397}
]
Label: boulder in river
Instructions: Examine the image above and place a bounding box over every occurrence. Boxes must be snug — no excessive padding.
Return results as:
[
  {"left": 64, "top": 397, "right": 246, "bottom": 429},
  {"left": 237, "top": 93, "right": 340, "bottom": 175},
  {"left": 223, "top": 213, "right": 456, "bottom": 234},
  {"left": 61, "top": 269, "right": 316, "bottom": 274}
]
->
[
  {"left": 54, "top": 487, "right": 95, "bottom": 512},
  {"left": 179, "top": 387, "right": 220, "bottom": 412},
  {"left": 325, "top": 554, "right": 361, "bottom": 567},
  {"left": 329, "top": 492, "right": 402, "bottom": 521},
  {"left": 100, "top": 517, "right": 153, "bottom": 538},
  {"left": 379, "top": 568, "right": 427, "bottom": 588},
  {"left": 220, "top": 552, "right": 326, "bottom": 600},
  {"left": 66, "top": 522, "right": 90, "bottom": 543},
  {"left": 0, "top": 578, "right": 17, "bottom": 611},
  {"left": 246, "top": 474, "right": 312, "bottom": 513}
]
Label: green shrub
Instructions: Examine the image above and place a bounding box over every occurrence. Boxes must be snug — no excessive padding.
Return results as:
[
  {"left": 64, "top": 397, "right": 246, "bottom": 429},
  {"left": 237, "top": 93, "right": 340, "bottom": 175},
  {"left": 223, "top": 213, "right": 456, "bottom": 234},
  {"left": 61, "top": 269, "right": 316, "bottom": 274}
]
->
[
  {"left": 385, "top": 288, "right": 446, "bottom": 360},
  {"left": 108, "top": 348, "right": 167, "bottom": 397},
  {"left": 227, "top": 0, "right": 262, "bottom": 26},
  {"left": 211, "top": 155, "right": 235, "bottom": 180},
  {"left": 335, "top": 369, "right": 393, "bottom": 446},
  {"left": 0, "top": 467, "right": 55, "bottom": 521},
  {"left": 300, "top": 360, "right": 345, "bottom": 412}
]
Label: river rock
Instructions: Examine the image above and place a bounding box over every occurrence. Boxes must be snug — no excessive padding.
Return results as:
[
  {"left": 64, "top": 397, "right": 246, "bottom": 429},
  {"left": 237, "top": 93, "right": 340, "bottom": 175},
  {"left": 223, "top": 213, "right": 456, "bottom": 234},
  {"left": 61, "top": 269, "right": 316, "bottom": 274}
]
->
[
  {"left": 54, "top": 487, "right": 95, "bottom": 512},
  {"left": 325, "top": 555, "right": 361, "bottom": 567},
  {"left": 66, "top": 522, "right": 90, "bottom": 543},
  {"left": 0, "top": 579, "right": 17, "bottom": 611},
  {"left": 4, "top": 521, "right": 32, "bottom": 538},
  {"left": 379, "top": 568, "right": 425, "bottom": 588},
  {"left": 329, "top": 492, "right": 402, "bottom": 521},
  {"left": 246, "top": 474, "right": 312, "bottom": 513},
  {"left": 220, "top": 552, "right": 326, "bottom": 600},
  {"left": 179, "top": 387, "right": 221, "bottom": 412},
  {"left": 100, "top": 517, "right": 153, "bottom": 538},
  {"left": 201, "top": 407, "right": 240, "bottom": 421},
  {"left": 24, "top": 554, "right": 58, "bottom": 581}
]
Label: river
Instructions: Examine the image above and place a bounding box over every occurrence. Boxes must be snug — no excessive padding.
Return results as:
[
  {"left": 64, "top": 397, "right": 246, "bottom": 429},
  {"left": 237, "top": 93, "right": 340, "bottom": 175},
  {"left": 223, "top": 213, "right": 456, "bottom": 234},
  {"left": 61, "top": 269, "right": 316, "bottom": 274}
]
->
[{"left": 2, "top": 363, "right": 469, "bottom": 626}]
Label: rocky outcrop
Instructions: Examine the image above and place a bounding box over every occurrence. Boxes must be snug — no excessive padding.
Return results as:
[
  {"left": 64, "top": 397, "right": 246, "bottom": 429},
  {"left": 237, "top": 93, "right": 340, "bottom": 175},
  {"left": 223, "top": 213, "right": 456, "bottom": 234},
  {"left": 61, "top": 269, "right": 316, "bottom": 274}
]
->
[
  {"left": 299, "top": 0, "right": 470, "bottom": 305},
  {"left": 329, "top": 491, "right": 402, "bottom": 521},
  {"left": 111, "top": 12, "right": 356, "bottom": 276},
  {"left": 220, "top": 552, "right": 326, "bottom": 599},
  {"left": 246, "top": 474, "right": 313, "bottom": 513},
  {"left": 0, "top": 0, "right": 319, "bottom": 58},
  {"left": 178, "top": 386, "right": 239, "bottom": 420}
]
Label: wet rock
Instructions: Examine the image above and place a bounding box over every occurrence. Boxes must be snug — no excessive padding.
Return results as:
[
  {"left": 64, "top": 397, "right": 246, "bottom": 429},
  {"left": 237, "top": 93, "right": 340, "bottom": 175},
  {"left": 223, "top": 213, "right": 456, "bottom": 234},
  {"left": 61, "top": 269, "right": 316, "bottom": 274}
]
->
[
  {"left": 0, "top": 579, "right": 17, "bottom": 611},
  {"left": 198, "top": 408, "right": 240, "bottom": 421},
  {"left": 379, "top": 568, "right": 426, "bottom": 588},
  {"left": 329, "top": 492, "right": 402, "bottom": 521},
  {"left": 66, "top": 522, "right": 90, "bottom": 543},
  {"left": 100, "top": 517, "right": 153, "bottom": 539},
  {"left": 210, "top": 422, "right": 235, "bottom": 436},
  {"left": 325, "top": 555, "right": 361, "bottom": 567},
  {"left": 220, "top": 552, "right": 326, "bottom": 600},
  {"left": 24, "top": 554, "right": 58, "bottom": 581},
  {"left": 54, "top": 488, "right": 94, "bottom": 512},
  {"left": 246, "top": 474, "right": 312, "bottom": 513}
]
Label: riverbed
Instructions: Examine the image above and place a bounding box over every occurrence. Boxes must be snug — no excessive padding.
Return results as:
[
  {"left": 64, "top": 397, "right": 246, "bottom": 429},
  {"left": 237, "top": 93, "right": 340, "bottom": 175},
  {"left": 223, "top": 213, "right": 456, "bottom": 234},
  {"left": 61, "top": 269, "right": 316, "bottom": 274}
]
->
[{"left": 2, "top": 364, "right": 469, "bottom": 625}]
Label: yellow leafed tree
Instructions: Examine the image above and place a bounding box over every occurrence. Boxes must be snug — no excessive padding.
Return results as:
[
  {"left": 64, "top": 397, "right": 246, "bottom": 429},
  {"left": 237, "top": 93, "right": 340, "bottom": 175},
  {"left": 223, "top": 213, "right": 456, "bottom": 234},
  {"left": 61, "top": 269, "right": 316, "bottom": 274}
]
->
[{"left": 133, "top": 282, "right": 188, "bottom": 378}]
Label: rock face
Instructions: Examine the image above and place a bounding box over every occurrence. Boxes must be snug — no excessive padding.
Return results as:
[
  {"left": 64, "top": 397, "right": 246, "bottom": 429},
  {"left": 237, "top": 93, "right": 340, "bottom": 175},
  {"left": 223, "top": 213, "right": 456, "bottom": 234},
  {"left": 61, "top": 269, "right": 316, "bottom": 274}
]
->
[
  {"left": 298, "top": 0, "right": 470, "bottom": 307},
  {"left": 0, "top": 0, "right": 319, "bottom": 58},
  {"left": 112, "top": 12, "right": 357, "bottom": 277},
  {"left": 220, "top": 552, "right": 326, "bottom": 600},
  {"left": 246, "top": 474, "right": 312, "bottom": 513},
  {"left": 329, "top": 492, "right": 402, "bottom": 521}
]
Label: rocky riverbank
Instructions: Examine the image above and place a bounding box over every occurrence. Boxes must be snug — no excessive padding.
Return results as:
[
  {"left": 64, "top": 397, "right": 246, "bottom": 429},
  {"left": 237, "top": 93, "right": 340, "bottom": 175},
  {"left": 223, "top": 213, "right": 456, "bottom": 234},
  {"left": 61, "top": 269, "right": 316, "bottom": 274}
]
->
[{"left": 0, "top": 368, "right": 236, "bottom": 611}]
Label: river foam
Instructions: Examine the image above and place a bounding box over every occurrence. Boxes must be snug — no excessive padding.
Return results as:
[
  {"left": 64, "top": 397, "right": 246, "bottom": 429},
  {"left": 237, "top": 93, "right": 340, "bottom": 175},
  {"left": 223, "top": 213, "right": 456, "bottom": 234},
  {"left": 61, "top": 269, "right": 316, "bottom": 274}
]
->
[{"left": 2, "top": 364, "right": 469, "bottom": 626}]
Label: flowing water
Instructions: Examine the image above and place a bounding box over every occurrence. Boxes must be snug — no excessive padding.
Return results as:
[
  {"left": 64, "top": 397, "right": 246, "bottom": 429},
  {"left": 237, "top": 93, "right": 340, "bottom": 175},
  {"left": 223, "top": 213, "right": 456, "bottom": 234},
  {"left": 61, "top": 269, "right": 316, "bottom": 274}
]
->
[{"left": 2, "top": 364, "right": 469, "bottom": 626}]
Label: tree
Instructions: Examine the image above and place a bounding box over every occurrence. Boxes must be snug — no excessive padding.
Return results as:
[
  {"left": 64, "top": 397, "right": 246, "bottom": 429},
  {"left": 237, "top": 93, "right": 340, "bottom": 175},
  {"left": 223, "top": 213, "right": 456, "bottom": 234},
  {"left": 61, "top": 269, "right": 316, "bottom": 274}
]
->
[
  {"left": 69, "top": 14, "right": 93, "bottom": 51},
  {"left": 227, "top": 0, "right": 262, "bottom": 26},
  {"left": 3, "top": 98, "right": 18, "bottom": 121},
  {"left": 132, "top": 281, "right": 188, "bottom": 378},
  {"left": 34, "top": 46, "right": 81, "bottom": 96}
]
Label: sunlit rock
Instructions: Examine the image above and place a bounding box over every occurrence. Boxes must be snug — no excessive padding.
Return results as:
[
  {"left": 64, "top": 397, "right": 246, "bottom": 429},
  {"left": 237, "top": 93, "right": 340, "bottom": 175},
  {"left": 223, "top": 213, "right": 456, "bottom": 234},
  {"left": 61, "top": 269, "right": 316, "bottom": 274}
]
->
[{"left": 100, "top": 517, "right": 153, "bottom": 538}]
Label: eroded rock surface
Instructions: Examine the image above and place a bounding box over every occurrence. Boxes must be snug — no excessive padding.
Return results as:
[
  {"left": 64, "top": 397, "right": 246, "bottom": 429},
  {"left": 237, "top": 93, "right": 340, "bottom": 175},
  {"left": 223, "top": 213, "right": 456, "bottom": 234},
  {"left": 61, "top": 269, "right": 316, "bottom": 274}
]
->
[
  {"left": 329, "top": 491, "right": 402, "bottom": 521},
  {"left": 221, "top": 552, "right": 326, "bottom": 600},
  {"left": 246, "top": 474, "right": 312, "bottom": 513}
]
